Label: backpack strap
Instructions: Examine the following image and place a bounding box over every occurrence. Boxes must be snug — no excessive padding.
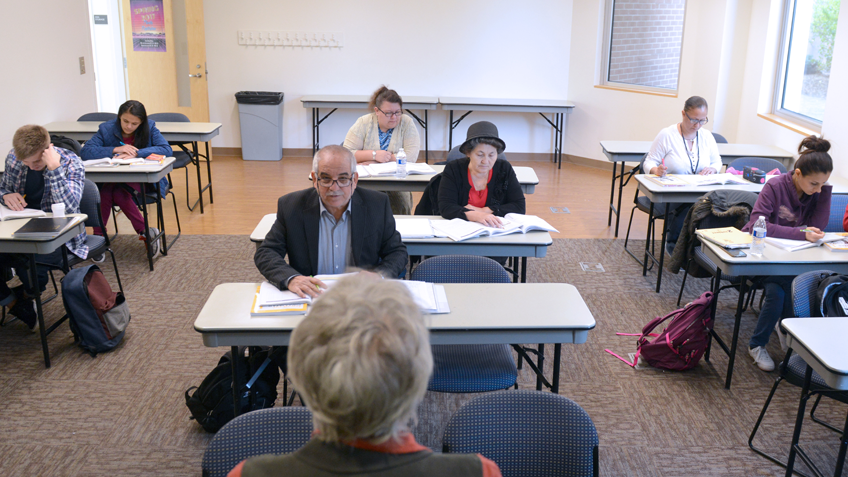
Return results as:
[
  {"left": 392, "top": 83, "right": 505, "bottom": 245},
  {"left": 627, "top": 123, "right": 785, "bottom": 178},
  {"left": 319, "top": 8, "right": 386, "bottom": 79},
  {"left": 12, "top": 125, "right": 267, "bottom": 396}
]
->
[
  {"left": 604, "top": 348, "right": 640, "bottom": 367},
  {"left": 245, "top": 357, "right": 271, "bottom": 389}
]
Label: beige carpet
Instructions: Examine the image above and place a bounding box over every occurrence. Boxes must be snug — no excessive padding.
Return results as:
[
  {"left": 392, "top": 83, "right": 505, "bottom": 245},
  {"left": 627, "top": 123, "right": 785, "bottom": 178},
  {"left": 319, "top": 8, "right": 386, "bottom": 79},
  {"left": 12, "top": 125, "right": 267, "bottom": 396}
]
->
[{"left": 0, "top": 235, "right": 845, "bottom": 476}]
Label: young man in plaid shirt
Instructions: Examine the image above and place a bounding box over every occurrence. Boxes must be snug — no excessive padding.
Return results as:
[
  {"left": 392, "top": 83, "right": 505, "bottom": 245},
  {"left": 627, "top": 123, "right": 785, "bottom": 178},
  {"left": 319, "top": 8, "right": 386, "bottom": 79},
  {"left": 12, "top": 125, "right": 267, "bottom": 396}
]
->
[{"left": 0, "top": 125, "right": 87, "bottom": 329}]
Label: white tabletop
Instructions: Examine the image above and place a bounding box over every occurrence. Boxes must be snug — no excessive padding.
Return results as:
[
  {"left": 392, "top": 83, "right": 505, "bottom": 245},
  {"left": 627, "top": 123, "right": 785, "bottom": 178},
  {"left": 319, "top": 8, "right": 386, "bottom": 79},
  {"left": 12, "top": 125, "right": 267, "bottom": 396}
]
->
[
  {"left": 250, "top": 213, "right": 552, "bottom": 257},
  {"left": 635, "top": 174, "right": 848, "bottom": 204},
  {"left": 84, "top": 156, "right": 176, "bottom": 183},
  {"left": 782, "top": 317, "right": 848, "bottom": 389},
  {"left": 300, "top": 95, "right": 439, "bottom": 110},
  {"left": 439, "top": 97, "right": 575, "bottom": 113},
  {"left": 45, "top": 121, "right": 222, "bottom": 142},
  {"left": 701, "top": 238, "right": 848, "bottom": 277},
  {"left": 351, "top": 164, "right": 538, "bottom": 194},
  {"left": 194, "top": 282, "right": 595, "bottom": 347},
  {"left": 0, "top": 214, "right": 87, "bottom": 254},
  {"left": 600, "top": 140, "right": 793, "bottom": 160}
]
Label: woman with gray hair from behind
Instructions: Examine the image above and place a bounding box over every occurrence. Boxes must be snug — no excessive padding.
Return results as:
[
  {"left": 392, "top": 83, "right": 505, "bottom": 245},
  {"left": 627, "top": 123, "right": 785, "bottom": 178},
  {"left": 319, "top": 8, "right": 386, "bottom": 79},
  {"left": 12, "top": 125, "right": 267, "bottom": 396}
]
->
[{"left": 227, "top": 275, "right": 502, "bottom": 477}]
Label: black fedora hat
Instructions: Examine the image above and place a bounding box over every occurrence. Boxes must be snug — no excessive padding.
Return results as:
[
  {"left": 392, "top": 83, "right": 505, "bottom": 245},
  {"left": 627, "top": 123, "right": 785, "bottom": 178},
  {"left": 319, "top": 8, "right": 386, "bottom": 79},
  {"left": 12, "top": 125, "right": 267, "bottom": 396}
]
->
[{"left": 459, "top": 121, "right": 506, "bottom": 155}]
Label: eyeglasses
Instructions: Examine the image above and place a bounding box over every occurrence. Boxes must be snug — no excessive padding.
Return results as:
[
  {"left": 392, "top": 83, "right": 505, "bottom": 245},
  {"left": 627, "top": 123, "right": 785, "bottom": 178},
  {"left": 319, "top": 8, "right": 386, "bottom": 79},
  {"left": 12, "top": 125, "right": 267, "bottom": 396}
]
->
[
  {"left": 316, "top": 176, "right": 352, "bottom": 188},
  {"left": 376, "top": 107, "right": 403, "bottom": 118},
  {"left": 684, "top": 111, "right": 709, "bottom": 126}
]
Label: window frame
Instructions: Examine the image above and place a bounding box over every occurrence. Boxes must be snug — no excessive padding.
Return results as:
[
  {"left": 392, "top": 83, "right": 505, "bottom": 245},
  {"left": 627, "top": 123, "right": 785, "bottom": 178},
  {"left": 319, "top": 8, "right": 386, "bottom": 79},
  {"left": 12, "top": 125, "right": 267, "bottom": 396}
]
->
[
  {"left": 598, "top": 0, "right": 688, "bottom": 95},
  {"left": 772, "top": 0, "right": 826, "bottom": 131}
]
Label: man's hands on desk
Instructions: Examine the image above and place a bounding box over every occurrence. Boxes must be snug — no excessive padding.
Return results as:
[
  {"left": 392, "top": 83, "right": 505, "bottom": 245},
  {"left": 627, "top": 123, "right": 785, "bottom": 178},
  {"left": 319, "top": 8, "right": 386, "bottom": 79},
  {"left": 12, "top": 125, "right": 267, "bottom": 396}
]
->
[{"left": 287, "top": 271, "right": 384, "bottom": 298}]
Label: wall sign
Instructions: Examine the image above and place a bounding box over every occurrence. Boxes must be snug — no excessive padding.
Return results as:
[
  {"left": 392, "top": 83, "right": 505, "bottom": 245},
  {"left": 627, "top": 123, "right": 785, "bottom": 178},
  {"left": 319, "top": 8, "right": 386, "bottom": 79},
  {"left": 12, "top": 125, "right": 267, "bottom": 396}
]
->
[{"left": 130, "top": 0, "right": 166, "bottom": 52}]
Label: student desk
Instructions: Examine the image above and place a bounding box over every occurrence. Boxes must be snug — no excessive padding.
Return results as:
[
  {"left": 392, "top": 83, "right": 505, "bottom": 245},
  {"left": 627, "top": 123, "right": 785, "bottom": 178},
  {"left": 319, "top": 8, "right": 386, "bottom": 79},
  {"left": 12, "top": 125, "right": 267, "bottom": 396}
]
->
[
  {"left": 600, "top": 141, "right": 794, "bottom": 237},
  {"left": 439, "top": 97, "right": 575, "bottom": 168},
  {"left": 194, "top": 282, "right": 596, "bottom": 415},
  {"left": 84, "top": 157, "right": 177, "bottom": 271},
  {"left": 780, "top": 318, "right": 848, "bottom": 477},
  {"left": 700, "top": 240, "right": 848, "bottom": 390},
  {"left": 250, "top": 214, "right": 552, "bottom": 283},
  {"left": 300, "top": 95, "right": 439, "bottom": 162},
  {"left": 43, "top": 121, "right": 222, "bottom": 214},
  {"left": 0, "top": 214, "right": 86, "bottom": 367},
  {"left": 633, "top": 175, "right": 848, "bottom": 294},
  {"left": 312, "top": 165, "right": 539, "bottom": 194}
]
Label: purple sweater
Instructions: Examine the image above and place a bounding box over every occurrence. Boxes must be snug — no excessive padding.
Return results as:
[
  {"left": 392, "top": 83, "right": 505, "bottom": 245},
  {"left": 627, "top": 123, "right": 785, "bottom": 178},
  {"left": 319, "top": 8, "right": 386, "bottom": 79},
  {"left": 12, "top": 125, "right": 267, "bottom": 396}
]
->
[{"left": 742, "top": 172, "right": 832, "bottom": 240}]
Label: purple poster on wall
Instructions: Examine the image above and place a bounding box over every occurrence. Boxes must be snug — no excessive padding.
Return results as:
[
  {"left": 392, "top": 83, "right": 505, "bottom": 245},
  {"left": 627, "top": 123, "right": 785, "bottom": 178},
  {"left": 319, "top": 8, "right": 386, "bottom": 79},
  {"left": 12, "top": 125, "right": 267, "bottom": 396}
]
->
[{"left": 131, "top": 0, "right": 166, "bottom": 52}]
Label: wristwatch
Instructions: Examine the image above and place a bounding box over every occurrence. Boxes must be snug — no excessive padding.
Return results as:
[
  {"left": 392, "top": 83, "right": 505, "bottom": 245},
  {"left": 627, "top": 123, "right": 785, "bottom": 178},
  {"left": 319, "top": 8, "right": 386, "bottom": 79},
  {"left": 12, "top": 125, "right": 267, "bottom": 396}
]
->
[{"left": 372, "top": 150, "right": 376, "bottom": 161}]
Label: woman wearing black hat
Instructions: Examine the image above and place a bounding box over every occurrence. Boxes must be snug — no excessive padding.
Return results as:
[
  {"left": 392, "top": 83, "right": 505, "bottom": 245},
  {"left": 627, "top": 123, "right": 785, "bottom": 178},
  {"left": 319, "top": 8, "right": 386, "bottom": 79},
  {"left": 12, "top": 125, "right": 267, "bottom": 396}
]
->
[{"left": 438, "top": 121, "right": 525, "bottom": 228}]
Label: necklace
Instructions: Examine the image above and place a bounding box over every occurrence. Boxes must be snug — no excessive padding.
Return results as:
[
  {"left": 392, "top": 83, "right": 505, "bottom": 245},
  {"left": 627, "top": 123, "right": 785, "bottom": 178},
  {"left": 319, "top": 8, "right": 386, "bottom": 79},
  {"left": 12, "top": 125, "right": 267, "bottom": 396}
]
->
[{"left": 679, "top": 125, "right": 699, "bottom": 174}]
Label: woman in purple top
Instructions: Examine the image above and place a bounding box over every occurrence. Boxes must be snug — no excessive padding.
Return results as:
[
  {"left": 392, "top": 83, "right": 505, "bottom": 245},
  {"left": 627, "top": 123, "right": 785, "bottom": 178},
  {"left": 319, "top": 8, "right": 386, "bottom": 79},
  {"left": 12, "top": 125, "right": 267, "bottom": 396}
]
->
[{"left": 741, "top": 135, "right": 833, "bottom": 372}]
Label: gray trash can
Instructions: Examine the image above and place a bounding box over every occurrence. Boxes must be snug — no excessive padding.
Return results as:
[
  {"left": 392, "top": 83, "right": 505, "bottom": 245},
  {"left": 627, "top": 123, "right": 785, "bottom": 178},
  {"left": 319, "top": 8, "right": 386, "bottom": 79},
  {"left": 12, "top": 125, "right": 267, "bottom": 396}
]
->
[{"left": 235, "top": 91, "right": 284, "bottom": 161}]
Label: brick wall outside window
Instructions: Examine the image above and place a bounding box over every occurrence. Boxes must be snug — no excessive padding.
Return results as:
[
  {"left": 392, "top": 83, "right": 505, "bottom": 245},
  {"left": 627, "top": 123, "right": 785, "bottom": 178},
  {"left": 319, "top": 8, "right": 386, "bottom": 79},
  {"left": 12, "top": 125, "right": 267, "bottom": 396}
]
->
[{"left": 607, "top": 0, "right": 685, "bottom": 90}]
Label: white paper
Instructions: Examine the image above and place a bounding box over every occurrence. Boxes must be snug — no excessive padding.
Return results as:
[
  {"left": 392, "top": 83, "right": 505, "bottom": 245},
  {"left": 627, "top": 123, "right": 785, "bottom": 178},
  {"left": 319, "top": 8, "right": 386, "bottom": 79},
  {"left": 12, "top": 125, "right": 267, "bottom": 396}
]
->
[
  {"left": 396, "top": 219, "right": 435, "bottom": 239},
  {"left": 400, "top": 280, "right": 438, "bottom": 312},
  {"left": 0, "top": 203, "right": 46, "bottom": 221}
]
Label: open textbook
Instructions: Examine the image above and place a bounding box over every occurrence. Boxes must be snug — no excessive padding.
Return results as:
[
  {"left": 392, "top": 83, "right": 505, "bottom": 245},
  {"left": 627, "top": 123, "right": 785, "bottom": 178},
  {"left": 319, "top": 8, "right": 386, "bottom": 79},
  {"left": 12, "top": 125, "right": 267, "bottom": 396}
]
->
[
  {"left": 251, "top": 275, "right": 449, "bottom": 316},
  {"left": 765, "top": 233, "right": 848, "bottom": 252},
  {"left": 0, "top": 203, "right": 46, "bottom": 221},
  {"left": 356, "top": 163, "right": 437, "bottom": 177},
  {"left": 429, "top": 214, "right": 558, "bottom": 242},
  {"left": 85, "top": 155, "right": 167, "bottom": 167},
  {"left": 646, "top": 173, "right": 747, "bottom": 187}
]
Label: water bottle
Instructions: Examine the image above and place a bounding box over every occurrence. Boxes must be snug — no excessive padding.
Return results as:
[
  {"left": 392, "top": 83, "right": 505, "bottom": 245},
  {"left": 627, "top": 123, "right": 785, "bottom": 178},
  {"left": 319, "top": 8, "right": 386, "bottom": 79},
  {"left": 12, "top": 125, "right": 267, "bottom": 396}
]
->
[
  {"left": 750, "top": 216, "right": 767, "bottom": 257},
  {"left": 395, "top": 148, "right": 407, "bottom": 178}
]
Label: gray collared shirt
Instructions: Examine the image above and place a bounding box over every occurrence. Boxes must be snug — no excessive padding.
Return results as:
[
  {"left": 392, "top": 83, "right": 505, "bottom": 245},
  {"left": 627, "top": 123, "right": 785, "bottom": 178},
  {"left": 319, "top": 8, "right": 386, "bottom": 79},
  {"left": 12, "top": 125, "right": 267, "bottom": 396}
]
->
[{"left": 316, "top": 199, "right": 353, "bottom": 275}]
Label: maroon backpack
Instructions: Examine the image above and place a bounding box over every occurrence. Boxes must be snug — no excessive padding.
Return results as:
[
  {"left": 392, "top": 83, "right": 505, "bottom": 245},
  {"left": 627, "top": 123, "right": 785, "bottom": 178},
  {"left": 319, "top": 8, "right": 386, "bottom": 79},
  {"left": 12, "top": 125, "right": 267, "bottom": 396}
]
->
[{"left": 606, "top": 291, "right": 715, "bottom": 371}]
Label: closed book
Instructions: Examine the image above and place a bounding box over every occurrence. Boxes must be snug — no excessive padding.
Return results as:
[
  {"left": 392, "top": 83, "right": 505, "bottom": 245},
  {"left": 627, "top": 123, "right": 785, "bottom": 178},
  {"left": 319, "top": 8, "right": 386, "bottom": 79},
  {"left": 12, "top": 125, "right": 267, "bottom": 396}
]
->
[
  {"left": 12, "top": 217, "right": 76, "bottom": 237},
  {"left": 696, "top": 227, "right": 752, "bottom": 249}
]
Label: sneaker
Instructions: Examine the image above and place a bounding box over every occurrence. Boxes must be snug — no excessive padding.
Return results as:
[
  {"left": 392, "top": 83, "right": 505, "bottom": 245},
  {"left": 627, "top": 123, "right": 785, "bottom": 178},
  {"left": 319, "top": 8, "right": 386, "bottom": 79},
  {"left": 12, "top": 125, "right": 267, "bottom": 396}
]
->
[
  {"left": 748, "top": 346, "right": 775, "bottom": 372},
  {"left": 91, "top": 253, "right": 106, "bottom": 263},
  {"left": 139, "top": 227, "right": 161, "bottom": 258},
  {"left": 775, "top": 322, "right": 788, "bottom": 351},
  {"left": 9, "top": 297, "right": 38, "bottom": 332}
]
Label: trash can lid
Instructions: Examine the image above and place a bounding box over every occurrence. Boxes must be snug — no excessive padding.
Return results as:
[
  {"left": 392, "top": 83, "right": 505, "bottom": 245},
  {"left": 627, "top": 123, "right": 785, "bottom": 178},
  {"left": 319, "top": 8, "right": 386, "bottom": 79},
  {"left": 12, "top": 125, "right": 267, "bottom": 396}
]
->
[{"left": 235, "top": 91, "right": 284, "bottom": 105}]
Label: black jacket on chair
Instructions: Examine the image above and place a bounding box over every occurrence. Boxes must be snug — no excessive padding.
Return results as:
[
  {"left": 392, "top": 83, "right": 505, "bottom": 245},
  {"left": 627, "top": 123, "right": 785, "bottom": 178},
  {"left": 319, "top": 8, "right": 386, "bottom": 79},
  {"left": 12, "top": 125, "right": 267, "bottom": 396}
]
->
[
  {"left": 437, "top": 158, "right": 525, "bottom": 219},
  {"left": 254, "top": 188, "right": 408, "bottom": 289}
]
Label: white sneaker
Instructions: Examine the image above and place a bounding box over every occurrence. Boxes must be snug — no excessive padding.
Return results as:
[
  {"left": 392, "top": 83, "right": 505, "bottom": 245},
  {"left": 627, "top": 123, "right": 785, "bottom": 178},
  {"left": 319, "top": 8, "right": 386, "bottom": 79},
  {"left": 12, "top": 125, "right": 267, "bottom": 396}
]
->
[
  {"left": 749, "top": 346, "right": 775, "bottom": 372},
  {"left": 775, "top": 322, "right": 788, "bottom": 352},
  {"left": 139, "top": 227, "right": 161, "bottom": 258}
]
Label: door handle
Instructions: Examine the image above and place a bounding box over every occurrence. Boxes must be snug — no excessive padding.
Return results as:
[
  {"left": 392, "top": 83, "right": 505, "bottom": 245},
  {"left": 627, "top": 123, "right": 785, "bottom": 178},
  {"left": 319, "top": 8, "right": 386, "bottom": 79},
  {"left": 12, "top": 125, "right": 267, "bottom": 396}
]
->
[{"left": 189, "top": 73, "right": 203, "bottom": 78}]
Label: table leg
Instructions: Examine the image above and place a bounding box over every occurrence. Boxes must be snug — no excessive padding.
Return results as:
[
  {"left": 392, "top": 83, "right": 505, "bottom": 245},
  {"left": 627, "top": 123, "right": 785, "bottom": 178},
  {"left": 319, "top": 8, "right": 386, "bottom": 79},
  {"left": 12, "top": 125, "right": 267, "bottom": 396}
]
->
[
  {"left": 616, "top": 162, "right": 626, "bottom": 237},
  {"left": 552, "top": 343, "right": 561, "bottom": 394},
  {"left": 833, "top": 409, "right": 848, "bottom": 477},
  {"left": 140, "top": 191, "right": 154, "bottom": 271},
  {"left": 193, "top": 141, "right": 204, "bottom": 214},
  {"left": 724, "top": 278, "right": 748, "bottom": 389},
  {"left": 29, "top": 254, "right": 51, "bottom": 368},
  {"left": 705, "top": 273, "right": 723, "bottom": 362},
  {"left": 784, "top": 366, "right": 813, "bottom": 476},
  {"left": 315, "top": 108, "right": 320, "bottom": 153},
  {"left": 424, "top": 110, "right": 429, "bottom": 164},
  {"left": 312, "top": 108, "right": 318, "bottom": 154},
  {"left": 205, "top": 141, "right": 213, "bottom": 204},
  {"left": 557, "top": 112, "right": 564, "bottom": 169},
  {"left": 449, "top": 111, "right": 453, "bottom": 150},
  {"left": 535, "top": 343, "right": 545, "bottom": 391},
  {"left": 512, "top": 257, "right": 519, "bottom": 283},
  {"left": 231, "top": 346, "right": 244, "bottom": 418},
  {"left": 655, "top": 207, "right": 670, "bottom": 293},
  {"left": 608, "top": 161, "right": 617, "bottom": 226},
  {"left": 520, "top": 257, "right": 527, "bottom": 283}
]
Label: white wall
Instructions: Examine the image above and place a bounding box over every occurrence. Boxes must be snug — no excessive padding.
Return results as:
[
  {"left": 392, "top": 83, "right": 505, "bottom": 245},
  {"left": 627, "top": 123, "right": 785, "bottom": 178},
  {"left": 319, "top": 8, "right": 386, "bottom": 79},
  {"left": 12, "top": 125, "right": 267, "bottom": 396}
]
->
[
  {"left": 0, "top": 0, "right": 97, "bottom": 153},
  {"left": 819, "top": 0, "right": 848, "bottom": 181},
  {"left": 203, "top": 0, "right": 573, "bottom": 156}
]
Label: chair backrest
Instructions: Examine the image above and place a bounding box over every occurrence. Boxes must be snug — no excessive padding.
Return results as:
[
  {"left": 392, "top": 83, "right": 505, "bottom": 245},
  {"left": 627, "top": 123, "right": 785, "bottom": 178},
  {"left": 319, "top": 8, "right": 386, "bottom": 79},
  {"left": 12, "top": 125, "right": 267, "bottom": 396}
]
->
[
  {"left": 791, "top": 270, "right": 837, "bottom": 317},
  {"left": 77, "top": 112, "right": 117, "bottom": 122},
  {"left": 824, "top": 194, "right": 848, "bottom": 233},
  {"left": 79, "top": 179, "right": 104, "bottom": 229},
  {"left": 712, "top": 132, "right": 728, "bottom": 144},
  {"left": 443, "top": 390, "right": 599, "bottom": 477},
  {"left": 728, "top": 156, "right": 787, "bottom": 174},
  {"left": 410, "top": 255, "right": 510, "bottom": 283},
  {"left": 50, "top": 135, "right": 82, "bottom": 156},
  {"left": 148, "top": 112, "right": 190, "bottom": 123},
  {"left": 445, "top": 145, "right": 507, "bottom": 163},
  {"left": 201, "top": 407, "right": 313, "bottom": 477}
]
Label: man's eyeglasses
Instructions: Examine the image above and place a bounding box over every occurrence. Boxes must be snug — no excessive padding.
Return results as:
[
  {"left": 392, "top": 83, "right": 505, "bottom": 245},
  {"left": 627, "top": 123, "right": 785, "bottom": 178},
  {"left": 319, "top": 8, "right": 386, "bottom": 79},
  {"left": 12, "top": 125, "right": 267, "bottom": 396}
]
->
[
  {"left": 684, "top": 111, "right": 709, "bottom": 126},
  {"left": 377, "top": 107, "right": 403, "bottom": 118},
  {"left": 317, "top": 176, "right": 352, "bottom": 188}
]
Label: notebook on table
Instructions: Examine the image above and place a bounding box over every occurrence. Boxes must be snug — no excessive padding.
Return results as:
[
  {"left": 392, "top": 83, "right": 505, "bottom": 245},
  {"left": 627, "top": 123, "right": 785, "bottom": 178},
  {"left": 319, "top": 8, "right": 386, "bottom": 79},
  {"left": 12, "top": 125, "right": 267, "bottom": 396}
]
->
[
  {"left": 0, "top": 204, "right": 46, "bottom": 221},
  {"left": 695, "top": 227, "right": 752, "bottom": 249}
]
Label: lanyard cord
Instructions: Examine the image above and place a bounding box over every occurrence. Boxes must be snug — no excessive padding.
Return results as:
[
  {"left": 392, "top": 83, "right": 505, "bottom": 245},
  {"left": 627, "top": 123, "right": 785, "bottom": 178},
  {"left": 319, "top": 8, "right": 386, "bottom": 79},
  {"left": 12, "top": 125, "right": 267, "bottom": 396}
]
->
[{"left": 680, "top": 128, "right": 699, "bottom": 174}]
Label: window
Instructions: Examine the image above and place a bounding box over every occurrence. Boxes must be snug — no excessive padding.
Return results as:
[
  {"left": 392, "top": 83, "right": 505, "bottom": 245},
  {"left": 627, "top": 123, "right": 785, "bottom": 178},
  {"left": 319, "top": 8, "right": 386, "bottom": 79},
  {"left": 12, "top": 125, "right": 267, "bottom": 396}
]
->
[
  {"left": 774, "top": 0, "right": 841, "bottom": 127},
  {"left": 600, "top": 0, "right": 687, "bottom": 93}
]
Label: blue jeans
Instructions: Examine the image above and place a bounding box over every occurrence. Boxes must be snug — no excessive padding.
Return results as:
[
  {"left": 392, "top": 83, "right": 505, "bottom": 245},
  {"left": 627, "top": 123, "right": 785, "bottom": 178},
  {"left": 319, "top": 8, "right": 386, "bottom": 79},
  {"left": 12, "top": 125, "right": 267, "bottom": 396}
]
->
[{"left": 749, "top": 275, "right": 795, "bottom": 348}]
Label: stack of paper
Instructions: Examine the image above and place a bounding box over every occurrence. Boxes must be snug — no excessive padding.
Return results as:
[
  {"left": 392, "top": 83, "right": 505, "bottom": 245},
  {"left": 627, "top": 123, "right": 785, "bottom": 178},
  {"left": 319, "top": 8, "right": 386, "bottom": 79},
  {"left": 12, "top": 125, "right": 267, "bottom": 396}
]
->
[
  {"left": 400, "top": 280, "right": 450, "bottom": 314},
  {"left": 357, "top": 163, "right": 437, "bottom": 177},
  {"left": 0, "top": 204, "right": 46, "bottom": 221},
  {"left": 395, "top": 218, "right": 437, "bottom": 239},
  {"left": 696, "top": 227, "right": 752, "bottom": 249}
]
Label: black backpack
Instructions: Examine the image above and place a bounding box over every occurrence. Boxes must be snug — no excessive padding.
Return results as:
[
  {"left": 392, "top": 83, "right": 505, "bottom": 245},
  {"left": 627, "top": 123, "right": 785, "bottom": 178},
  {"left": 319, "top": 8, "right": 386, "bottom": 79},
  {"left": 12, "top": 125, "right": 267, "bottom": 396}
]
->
[
  {"left": 815, "top": 273, "right": 848, "bottom": 317},
  {"left": 62, "top": 265, "right": 131, "bottom": 357},
  {"left": 50, "top": 134, "right": 82, "bottom": 156},
  {"left": 185, "top": 347, "right": 281, "bottom": 433}
]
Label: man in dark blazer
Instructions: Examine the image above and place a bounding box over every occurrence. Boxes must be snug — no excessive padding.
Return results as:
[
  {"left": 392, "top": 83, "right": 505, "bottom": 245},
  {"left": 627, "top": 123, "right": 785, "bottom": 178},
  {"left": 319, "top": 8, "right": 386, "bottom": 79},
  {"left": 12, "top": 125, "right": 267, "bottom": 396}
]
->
[{"left": 255, "top": 145, "right": 408, "bottom": 298}]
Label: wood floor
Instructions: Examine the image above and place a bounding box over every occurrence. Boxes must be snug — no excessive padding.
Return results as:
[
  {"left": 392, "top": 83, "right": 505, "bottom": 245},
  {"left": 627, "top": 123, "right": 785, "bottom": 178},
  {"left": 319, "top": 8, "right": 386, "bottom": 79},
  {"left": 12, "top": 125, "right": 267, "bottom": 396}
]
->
[{"left": 115, "top": 152, "right": 652, "bottom": 239}]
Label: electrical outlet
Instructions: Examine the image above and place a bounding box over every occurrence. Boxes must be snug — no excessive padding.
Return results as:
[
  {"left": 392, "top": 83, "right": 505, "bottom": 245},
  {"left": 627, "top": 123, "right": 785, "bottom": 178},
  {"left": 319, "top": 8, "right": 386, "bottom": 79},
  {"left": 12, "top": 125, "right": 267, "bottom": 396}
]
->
[
  {"left": 238, "top": 31, "right": 247, "bottom": 45},
  {"left": 79, "top": 56, "right": 85, "bottom": 74}
]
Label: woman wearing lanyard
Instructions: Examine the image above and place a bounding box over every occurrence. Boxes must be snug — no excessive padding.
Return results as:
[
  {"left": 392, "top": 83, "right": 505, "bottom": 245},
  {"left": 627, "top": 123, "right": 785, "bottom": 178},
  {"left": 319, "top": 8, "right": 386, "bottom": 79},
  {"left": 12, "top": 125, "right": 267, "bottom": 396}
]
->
[{"left": 642, "top": 96, "right": 724, "bottom": 252}]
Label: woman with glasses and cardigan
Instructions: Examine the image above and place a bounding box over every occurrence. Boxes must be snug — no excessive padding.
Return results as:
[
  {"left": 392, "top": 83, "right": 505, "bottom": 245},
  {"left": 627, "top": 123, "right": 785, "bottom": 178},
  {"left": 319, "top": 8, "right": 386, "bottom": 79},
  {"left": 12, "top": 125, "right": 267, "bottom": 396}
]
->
[
  {"left": 642, "top": 96, "right": 724, "bottom": 255},
  {"left": 343, "top": 85, "right": 420, "bottom": 214}
]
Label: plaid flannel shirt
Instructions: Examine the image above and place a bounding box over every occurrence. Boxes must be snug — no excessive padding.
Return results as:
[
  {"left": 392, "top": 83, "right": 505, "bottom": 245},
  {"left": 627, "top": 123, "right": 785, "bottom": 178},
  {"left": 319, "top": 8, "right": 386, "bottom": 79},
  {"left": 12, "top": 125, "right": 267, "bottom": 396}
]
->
[{"left": 1, "top": 147, "right": 88, "bottom": 259}]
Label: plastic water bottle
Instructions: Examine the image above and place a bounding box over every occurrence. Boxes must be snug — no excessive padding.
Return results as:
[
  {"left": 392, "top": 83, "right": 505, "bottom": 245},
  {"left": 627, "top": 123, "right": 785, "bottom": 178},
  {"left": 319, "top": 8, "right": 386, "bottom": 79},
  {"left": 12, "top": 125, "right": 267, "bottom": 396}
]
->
[
  {"left": 751, "top": 216, "right": 767, "bottom": 257},
  {"left": 395, "top": 148, "right": 407, "bottom": 178}
]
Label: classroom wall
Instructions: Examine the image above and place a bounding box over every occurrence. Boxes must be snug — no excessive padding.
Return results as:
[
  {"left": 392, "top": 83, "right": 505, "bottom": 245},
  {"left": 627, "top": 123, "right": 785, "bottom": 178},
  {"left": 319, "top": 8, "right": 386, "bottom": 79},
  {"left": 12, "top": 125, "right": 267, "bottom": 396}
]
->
[
  {"left": 202, "top": 0, "right": 573, "bottom": 157},
  {"left": 0, "top": 0, "right": 97, "bottom": 154}
]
